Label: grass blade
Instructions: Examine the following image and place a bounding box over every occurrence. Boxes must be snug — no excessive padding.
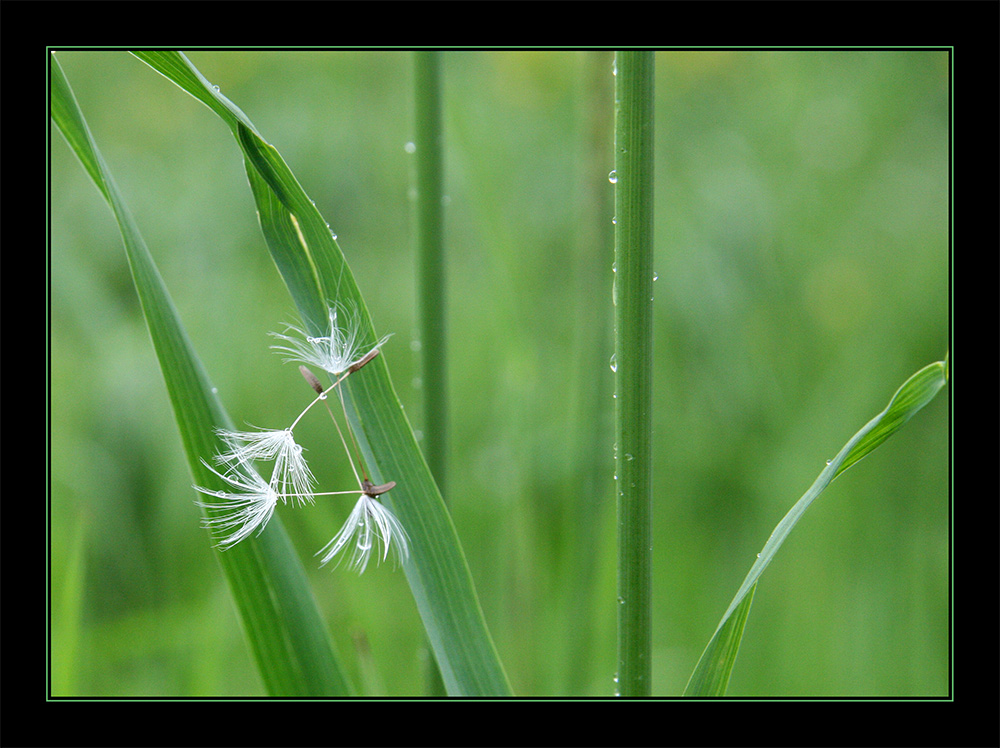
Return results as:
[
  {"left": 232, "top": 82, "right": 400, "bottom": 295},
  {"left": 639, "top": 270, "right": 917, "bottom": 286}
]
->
[
  {"left": 682, "top": 584, "right": 756, "bottom": 697},
  {"left": 131, "top": 50, "right": 512, "bottom": 696},
  {"left": 50, "top": 53, "right": 352, "bottom": 696},
  {"left": 684, "top": 359, "right": 948, "bottom": 696}
]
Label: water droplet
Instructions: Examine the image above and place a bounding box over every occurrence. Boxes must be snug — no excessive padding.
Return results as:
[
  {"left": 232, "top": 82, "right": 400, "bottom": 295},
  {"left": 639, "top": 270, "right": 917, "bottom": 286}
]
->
[
  {"left": 404, "top": 141, "right": 416, "bottom": 154},
  {"left": 617, "top": 596, "right": 625, "bottom": 605},
  {"left": 211, "top": 386, "right": 218, "bottom": 394},
  {"left": 612, "top": 261, "right": 617, "bottom": 273},
  {"left": 653, "top": 272, "right": 658, "bottom": 281},
  {"left": 825, "top": 459, "right": 832, "bottom": 465},
  {"left": 212, "top": 85, "right": 220, "bottom": 93},
  {"left": 319, "top": 393, "right": 327, "bottom": 400},
  {"left": 609, "top": 353, "right": 617, "bottom": 372},
  {"left": 608, "top": 170, "right": 618, "bottom": 184},
  {"left": 625, "top": 453, "right": 633, "bottom": 461},
  {"left": 612, "top": 215, "right": 617, "bottom": 225},
  {"left": 756, "top": 552, "right": 761, "bottom": 558}
]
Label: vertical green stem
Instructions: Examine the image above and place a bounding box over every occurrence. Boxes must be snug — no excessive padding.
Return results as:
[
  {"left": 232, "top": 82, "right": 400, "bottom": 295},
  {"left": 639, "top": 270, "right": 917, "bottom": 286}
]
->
[
  {"left": 413, "top": 51, "right": 448, "bottom": 494},
  {"left": 613, "top": 50, "right": 655, "bottom": 696},
  {"left": 412, "top": 49, "right": 448, "bottom": 696}
]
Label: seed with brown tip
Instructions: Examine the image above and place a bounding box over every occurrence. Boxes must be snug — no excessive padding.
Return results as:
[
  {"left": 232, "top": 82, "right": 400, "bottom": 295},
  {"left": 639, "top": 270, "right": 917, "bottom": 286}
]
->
[{"left": 299, "top": 365, "right": 325, "bottom": 395}]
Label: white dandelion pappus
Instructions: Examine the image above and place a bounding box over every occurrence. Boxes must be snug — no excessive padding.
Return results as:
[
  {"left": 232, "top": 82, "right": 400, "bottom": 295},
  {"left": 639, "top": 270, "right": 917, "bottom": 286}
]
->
[
  {"left": 317, "top": 484, "right": 410, "bottom": 573},
  {"left": 269, "top": 302, "right": 392, "bottom": 378},
  {"left": 214, "top": 426, "right": 315, "bottom": 502},
  {"left": 193, "top": 453, "right": 283, "bottom": 549}
]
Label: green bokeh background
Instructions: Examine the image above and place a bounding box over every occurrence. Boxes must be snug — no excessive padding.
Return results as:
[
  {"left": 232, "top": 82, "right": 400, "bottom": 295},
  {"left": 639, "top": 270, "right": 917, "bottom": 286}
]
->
[{"left": 49, "top": 50, "right": 949, "bottom": 697}]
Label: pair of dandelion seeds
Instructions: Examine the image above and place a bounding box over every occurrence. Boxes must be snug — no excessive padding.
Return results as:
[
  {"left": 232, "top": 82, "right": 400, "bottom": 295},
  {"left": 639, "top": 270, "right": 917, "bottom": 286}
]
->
[{"left": 193, "top": 303, "right": 408, "bottom": 573}]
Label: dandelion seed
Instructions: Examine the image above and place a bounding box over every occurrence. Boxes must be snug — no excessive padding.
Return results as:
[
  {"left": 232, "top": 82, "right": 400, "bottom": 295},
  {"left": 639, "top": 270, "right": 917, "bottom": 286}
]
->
[
  {"left": 270, "top": 302, "right": 391, "bottom": 378},
  {"left": 299, "top": 365, "right": 325, "bottom": 395},
  {"left": 214, "top": 427, "right": 315, "bottom": 502},
  {"left": 193, "top": 302, "right": 407, "bottom": 570},
  {"left": 193, "top": 453, "right": 283, "bottom": 548},
  {"left": 317, "top": 487, "right": 409, "bottom": 574}
]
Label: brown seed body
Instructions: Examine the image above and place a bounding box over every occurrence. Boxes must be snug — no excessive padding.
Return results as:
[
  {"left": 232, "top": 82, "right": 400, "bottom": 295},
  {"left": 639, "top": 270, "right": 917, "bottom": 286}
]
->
[
  {"left": 299, "top": 365, "right": 325, "bottom": 395},
  {"left": 348, "top": 348, "right": 380, "bottom": 374},
  {"left": 362, "top": 479, "right": 396, "bottom": 497}
]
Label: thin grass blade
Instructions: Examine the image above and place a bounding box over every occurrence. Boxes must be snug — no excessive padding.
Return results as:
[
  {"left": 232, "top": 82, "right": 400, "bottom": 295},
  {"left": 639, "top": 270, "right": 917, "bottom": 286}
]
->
[{"left": 683, "top": 360, "right": 947, "bottom": 695}]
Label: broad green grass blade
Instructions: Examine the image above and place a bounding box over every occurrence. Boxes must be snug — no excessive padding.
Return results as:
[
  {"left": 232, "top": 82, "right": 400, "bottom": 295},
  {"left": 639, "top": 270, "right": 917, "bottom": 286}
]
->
[
  {"left": 132, "top": 51, "right": 512, "bottom": 696},
  {"left": 684, "top": 360, "right": 947, "bottom": 696},
  {"left": 51, "top": 54, "right": 352, "bottom": 697}
]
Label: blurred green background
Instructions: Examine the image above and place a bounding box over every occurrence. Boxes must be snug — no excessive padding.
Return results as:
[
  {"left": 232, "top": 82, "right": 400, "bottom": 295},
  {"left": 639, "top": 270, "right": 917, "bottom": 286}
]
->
[{"left": 49, "top": 50, "right": 949, "bottom": 697}]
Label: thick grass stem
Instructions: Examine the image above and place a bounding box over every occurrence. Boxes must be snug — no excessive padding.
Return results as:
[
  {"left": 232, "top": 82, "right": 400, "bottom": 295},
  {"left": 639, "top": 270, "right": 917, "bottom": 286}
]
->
[{"left": 613, "top": 50, "right": 655, "bottom": 697}]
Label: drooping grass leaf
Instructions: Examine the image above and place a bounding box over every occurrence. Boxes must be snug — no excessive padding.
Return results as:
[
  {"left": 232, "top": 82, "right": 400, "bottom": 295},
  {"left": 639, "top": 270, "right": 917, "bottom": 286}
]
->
[
  {"left": 684, "top": 359, "right": 947, "bottom": 696},
  {"left": 131, "top": 50, "right": 512, "bottom": 696},
  {"left": 50, "top": 53, "right": 352, "bottom": 697}
]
